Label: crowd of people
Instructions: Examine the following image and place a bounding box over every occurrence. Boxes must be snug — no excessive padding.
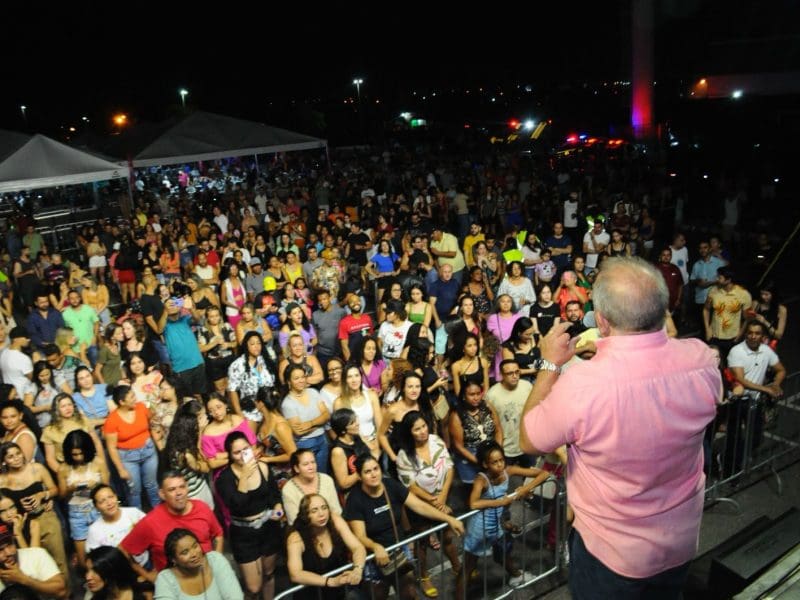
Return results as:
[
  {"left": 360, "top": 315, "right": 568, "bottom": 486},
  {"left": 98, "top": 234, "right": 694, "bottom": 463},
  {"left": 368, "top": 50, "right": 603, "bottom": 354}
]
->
[{"left": 0, "top": 146, "right": 789, "bottom": 599}]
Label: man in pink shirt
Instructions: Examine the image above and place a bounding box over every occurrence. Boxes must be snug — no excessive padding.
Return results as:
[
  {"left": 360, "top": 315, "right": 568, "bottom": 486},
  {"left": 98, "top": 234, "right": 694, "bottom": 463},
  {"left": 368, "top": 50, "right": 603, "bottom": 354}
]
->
[{"left": 521, "top": 257, "right": 720, "bottom": 599}]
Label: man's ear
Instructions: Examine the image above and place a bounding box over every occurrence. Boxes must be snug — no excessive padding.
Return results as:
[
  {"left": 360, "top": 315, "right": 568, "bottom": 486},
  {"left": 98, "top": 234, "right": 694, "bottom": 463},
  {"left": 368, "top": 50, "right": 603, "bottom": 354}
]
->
[{"left": 595, "top": 310, "right": 611, "bottom": 337}]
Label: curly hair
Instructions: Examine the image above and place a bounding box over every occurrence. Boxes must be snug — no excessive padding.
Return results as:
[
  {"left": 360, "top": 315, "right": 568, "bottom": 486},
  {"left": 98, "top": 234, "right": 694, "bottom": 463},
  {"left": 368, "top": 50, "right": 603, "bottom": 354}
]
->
[
  {"left": 293, "top": 494, "right": 345, "bottom": 561},
  {"left": 163, "top": 400, "right": 205, "bottom": 471}
]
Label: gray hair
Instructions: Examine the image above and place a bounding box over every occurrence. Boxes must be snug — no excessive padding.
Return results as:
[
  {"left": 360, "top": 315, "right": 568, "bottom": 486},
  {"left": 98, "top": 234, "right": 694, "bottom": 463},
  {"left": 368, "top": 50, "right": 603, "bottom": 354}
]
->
[{"left": 592, "top": 257, "right": 668, "bottom": 333}]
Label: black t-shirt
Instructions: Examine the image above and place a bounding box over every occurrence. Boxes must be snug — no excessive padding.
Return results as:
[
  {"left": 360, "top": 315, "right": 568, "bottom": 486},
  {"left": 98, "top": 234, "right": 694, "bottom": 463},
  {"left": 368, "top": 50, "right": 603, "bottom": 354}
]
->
[
  {"left": 347, "top": 232, "right": 371, "bottom": 266},
  {"left": 139, "top": 293, "right": 164, "bottom": 337},
  {"left": 343, "top": 478, "right": 409, "bottom": 547},
  {"left": 530, "top": 302, "right": 561, "bottom": 336}
]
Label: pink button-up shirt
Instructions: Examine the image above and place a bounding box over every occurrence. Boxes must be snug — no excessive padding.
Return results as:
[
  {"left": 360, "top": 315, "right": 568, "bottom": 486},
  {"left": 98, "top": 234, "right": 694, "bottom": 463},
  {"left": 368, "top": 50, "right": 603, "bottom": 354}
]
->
[{"left": 524, "top": 329, "right": 720, "bottom": 578}]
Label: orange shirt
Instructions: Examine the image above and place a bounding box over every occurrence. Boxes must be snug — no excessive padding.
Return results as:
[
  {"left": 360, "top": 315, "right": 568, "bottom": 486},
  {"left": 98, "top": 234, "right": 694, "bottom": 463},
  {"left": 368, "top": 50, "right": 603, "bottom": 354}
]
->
[{"left": 103, "top": 403, "right": 151, "bottom": 449}]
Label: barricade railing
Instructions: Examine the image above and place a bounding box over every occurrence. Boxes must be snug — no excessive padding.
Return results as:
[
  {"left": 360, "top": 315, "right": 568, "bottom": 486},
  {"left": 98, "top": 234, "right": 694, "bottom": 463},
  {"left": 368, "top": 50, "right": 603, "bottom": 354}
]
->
[
  {"left": 274, "top": 476, "right": 567, "bottom": 599},
  {"left": 705, "top": 370, "right": 800, "bottom": 509}
]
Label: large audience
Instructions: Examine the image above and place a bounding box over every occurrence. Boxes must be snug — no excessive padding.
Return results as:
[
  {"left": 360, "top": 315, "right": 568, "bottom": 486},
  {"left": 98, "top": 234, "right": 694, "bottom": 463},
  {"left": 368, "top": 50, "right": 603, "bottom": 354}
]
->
[{"left": 0, "top": 145, "right": 788, "bottom": 599}]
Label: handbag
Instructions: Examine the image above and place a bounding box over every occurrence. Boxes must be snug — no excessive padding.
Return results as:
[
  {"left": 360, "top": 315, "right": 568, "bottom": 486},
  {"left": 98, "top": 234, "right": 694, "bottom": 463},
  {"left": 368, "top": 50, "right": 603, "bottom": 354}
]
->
[
  {"left": 378, "top": 486, "right": 413, "bottom": 577},
  {"left": 431, "top": 391, "right": 450, "bottom": 422}
]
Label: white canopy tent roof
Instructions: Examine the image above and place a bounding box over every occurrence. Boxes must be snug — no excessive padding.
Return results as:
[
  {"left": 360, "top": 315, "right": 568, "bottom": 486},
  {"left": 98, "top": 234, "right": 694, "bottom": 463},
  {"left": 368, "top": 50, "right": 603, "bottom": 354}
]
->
[
  {"left": 122, "top": 111, "right": 327, "bottom": 167},
  {"left": 0, "top": 130, "right": 127, "bottom": 193}
]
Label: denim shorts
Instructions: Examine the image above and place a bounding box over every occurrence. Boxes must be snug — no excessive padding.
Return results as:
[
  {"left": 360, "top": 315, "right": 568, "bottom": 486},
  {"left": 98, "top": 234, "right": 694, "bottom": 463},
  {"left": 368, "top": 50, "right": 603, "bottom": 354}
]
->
[{"left": 69, "top": 501, "right": 99, "bottom": 541}]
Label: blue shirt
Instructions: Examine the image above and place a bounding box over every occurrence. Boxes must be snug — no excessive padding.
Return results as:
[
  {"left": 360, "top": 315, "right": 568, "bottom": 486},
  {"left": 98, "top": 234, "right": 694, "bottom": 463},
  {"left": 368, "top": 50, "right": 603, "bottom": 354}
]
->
[
  {"left": 371, "top": 252, "right": 399, "bottom": 273},
  {"left": 690, "top": 256, "right": 724, "bottom": 304},
  {"left": 28, "top": 308, "right": 65, "bottom": 350},
  {"left": 544, "top": 234, "right": 573, "bottom": 270},
  {"left": 163, "top": 315, "right": 204, "bottom": 373},
  {"left": 427, "top": 277, "right": 460, "bottom": 319},
  {"left": 73, "top": 384, "right": 110, "bottom": 421}
]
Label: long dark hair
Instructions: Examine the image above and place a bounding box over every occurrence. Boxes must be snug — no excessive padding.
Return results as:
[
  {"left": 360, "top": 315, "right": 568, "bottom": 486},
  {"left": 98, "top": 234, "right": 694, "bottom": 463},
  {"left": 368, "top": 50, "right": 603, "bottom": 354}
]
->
[
  {"left": 330, "top": 408, "right": 371, "bottom": 457},
  {"left": 163, "top": 400, "right": 204, "bottom": 470},
  {"left": 396, "top": 410, "right": 428, "bottom": 469},
  {"left": 505, "top": 317, "right": 534, "bottom": 349},
  {"left": 284, "top": 302, "right": 312, "bottom": 333},
  {"left": 164, "top": 528, "right": 202, "bottom": 568},
  {"left": 352, "top": 335, "right": 379, "bottom": 366},
  {"left": 406, "top": 335, "right": 433, "bottom": 371},
  {"left": 293, "top": 494, "right": 345, "bottom": 561},
  {"left": 63, "top": 429, "right": 97, "bottom": 465},
  {"left": 85, "top": 546, "right": 139, "bottom": 600}
]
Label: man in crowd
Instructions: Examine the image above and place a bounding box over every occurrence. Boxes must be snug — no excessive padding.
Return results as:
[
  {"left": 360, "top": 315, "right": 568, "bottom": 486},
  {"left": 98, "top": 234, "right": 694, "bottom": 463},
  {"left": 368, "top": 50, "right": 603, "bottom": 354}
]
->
[
  {"left": 345, "top": 222, "right": 372, "bottom": 267},
  {"left": 157, "top": 299, "right": 207, "bottom": 395},
  {"left": 704, "top": 266, "right": 751, "bottom": 360},
  {"left": 655, "top": 247, "right": 684, "bottom": 316},
  {"left": 245, "top": 258, "right": 267, "bottom": 301},
  {"left": 690, "top": 240, "right": 725, "bottom": 326},
  {"left": 121, "top": 471, "right": 223, "bottom": 581},
  {"left": 139, "top": 273, "right": 170, "bottom": 365},
  {"left": 463, "top": 221, "right": 485, "bottom": 267},
  {"left": 428, "top": 226, "right": 465, "bottom": 285},
  {"left": 545, "top": 221, "right": 573, "bottom": 277},
  {"left": 582, "top": 219, "right": 609, "bottom": 274},
  {"left": 0, "top": 327, "right": 33, "bottom": 397},
  {"left": 62, "top": 289, "right": 99, "bottom": 366},
  {"left": 428, "top": 264, "right": 460, "bottom": 329},
  {"left": 27, "top": 292, "right": 64, "bottom": 350},
  {"left": 338, "top": 293, "right": 374, "bottom": 361},
  {"left": 522, "top": 257, "right": 719, "bottom": 599},
  {"left": 486, "top": 359, "right": 533, "bottom": 466},
  {"left": 0, "top": 525, "right": 68, "bottom": 598},
  {"left": 312, "top": 289, "right": 346, "bottom": 368},
  {"left": 302, "top": 246, "right": 323, "bottom": 283}
]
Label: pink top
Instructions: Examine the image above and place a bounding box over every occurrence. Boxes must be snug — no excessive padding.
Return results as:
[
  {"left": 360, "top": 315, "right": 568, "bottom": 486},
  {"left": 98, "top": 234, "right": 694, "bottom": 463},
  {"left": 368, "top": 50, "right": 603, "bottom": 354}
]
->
[
  {"left": 200, "top": 419, "right": 257, "bottom": 469},
  {"left": 524, "top": 330, "right": 719, "bottom": 578},
  {"left": 486, "top": 312, "right": 521, "bottom": 380}
]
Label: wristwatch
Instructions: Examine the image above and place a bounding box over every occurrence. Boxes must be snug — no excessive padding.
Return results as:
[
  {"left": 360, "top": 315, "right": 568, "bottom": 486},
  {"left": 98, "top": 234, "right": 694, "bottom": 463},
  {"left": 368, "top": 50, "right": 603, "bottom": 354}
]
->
[{"left": 536, "top": 358, "right": 561, "bottom": 374}]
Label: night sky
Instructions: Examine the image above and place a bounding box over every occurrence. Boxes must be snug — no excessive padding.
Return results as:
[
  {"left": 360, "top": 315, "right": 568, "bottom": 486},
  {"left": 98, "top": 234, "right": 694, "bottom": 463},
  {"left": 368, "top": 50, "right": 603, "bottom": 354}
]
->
[{"left": 3, "top": 2, "right": 798, "bottom": 138}]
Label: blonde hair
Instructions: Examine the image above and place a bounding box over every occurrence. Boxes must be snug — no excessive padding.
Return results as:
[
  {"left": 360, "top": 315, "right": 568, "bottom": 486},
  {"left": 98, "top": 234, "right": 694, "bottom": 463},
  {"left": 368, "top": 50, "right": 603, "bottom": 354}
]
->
[
  {"left": 283, "top": 330, "right": 306, "bottom": 358},
  {"left": 54, "top": 327, "right": 76, "bottom": 353}
]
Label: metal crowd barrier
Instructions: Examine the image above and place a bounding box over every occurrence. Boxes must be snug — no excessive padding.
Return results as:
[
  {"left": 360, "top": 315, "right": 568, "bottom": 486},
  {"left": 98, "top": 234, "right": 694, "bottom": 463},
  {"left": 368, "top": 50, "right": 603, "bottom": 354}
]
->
[
  {"left": 274, "top": 477, "right": 567, "bottom": 599},
  {"left": 705, "top": 371, "right": 800, "bottom": 509}
]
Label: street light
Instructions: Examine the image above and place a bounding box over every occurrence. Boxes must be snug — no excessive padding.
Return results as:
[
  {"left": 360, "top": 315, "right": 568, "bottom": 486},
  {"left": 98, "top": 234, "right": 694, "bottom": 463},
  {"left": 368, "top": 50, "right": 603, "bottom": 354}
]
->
[
  {"left": 179, "top": 89, "right": 189, "bottom": 109},
  {"left": 352, "top": 78, "right": 363, "bottom": 106},
  {"left": 20, "top": 105, "right": 26, "bottom": 122}
]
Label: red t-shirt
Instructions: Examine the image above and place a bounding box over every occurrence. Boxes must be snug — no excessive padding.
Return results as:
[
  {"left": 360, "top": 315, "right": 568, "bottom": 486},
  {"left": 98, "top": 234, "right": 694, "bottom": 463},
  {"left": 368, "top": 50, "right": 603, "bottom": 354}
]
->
[
  {"left": 337, "top": 313, "right": 373, "bottom": 341},
  {"left": 120, "top": 500, "right": 222, "bottom": 570},
  {"left": 655, "top": 263, "right": 683, "bottom": 312}
]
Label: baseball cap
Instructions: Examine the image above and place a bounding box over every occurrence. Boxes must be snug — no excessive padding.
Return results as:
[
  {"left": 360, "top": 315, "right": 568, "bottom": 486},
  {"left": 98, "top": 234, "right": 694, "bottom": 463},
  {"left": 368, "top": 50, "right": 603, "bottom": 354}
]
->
[
  {"left": 249, "top": 258, "right": 262, "bottom": 266},
  {"left": 0, "top": 525, "right": 14, "bottom": 548}
]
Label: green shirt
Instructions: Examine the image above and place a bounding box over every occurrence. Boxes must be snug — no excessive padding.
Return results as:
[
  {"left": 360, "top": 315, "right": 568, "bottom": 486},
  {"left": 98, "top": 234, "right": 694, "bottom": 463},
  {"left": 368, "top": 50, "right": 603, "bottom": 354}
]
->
[{"left": 62, "top": 305, "right": 98, "bottom": 348}]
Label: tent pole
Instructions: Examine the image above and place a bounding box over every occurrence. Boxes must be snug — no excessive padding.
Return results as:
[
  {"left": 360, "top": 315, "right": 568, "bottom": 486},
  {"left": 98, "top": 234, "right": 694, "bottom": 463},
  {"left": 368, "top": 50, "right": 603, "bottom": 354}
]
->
[
  {"left": 254, "top": 153, "right": 259, "bottom": 175},
  {"left": 325, "top": 143, "right": 331, "bottom": 173}
]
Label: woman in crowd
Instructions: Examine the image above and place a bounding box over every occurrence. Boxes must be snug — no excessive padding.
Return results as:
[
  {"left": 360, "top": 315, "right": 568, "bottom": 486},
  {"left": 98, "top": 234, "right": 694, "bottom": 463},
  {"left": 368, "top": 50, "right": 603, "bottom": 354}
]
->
[
  {"left": 319, "top": 358, "right": 345, "bottom": 416},
  {"left": 120, "top": 320, "right": 159, "bottom": 372},
  {"left": 453, "top": 294, "right": 484, "bottom": 339},
  {"left": 160, "top": 244, "right": 182, "bottom": 285},
  {"left": 450, "top": 333, "right": 489, "bottom": 399},
  {"left": 42, "top": 393, "right": 104, "bottom": 474},
  {"left": 462, "top": 266, "right": 495, "bottom": 316},
  {"left": 103, "top": 385, "right": 159, "bottom": 511},
  {"left": 286, "top": 493, "right": 366, "bottom": 600},
  {"left": 353, "top": 336, "right": 385, "bottom": 397},
  {"left": 254, "top": 387, "right": 296, "bottom": 489},
  {"left": 196, "top": 306, "right": 237, "bottom": 394},
  {"left": 85, "top": 235, "right": 108, "bottom": 283},
  {"left": 529, "top": 284, "right": 560, "bottom": 338},
  {"left": 163, "top": 400, "right": 214, "bottom": 508},
  {"left": 54, "top": 326, "right": 89, "bottom": 368},
  {"left": 281, "top": 449, "right": 342, "bottom": 526},
  {"left": 24, "top": 361, "right": 57, "bottom": 429},
  {"left": 278, "top": 331, "right": 324, "bottom": 387},
  {"left": 57, "top": 429, "right": 109, "bottom": 568},
  {"left": 449, "top": 381, "right": 502, "bottom": 485},
  {"left": 501, "top": 317, "right": 540, "bottom": 383},
  {"left": 74, "top": 365, "right": 114, "bottom": 427},
  {"left": 396, "top": 410, "right": 460, "bottom": 598},
  {"left": 235, "top": 302, "right": 273, "bottom": 347},
  {"left": 334, "top": 364, "right": 382, "bottom": 458},
  {"left": 150, "top": 376, "right": 181, "bottom": 450},
  {"left": 405, "top": 337, "right": 450, "bottom": 440},
  {"left": 486, "top": 294, "right": 521, "bottom": 381},
  {"left": 0, "top": 400, "right": 38, "bottom": 463},
  {"left": 0, "top": 492, "right": 39, "bottom": 548},
  {"left": 377, "top": 372, "right": 430, "bottom": 466},
  {"left": 751, "top": 281, "right": 787, "bottom": 346},
  {"left": 220, "top": 262, "right": 247, "bottom": 329},
  {"left": 81, "top": 274, "right": 111, "bottom": 326},
  {"left": 281, "top": 364, "right": 331, "bottom": 474},
  {"left": 216, "top": 431, "right": 284, "bottom": 600},
  {"left": 94, "top": 324, "right": 124, "bottom": 387},
  {"left": 606, "top": 229, "right": 631, "bottom": 257},
  {"left": 85, "top": 545, "right": 144, "bottom": 600},
  {"left": 122, "top": 353, "right": 162, "bottom": 407},
  {"left": 554, "top": 270, "right": 590, "bottom": 319},
  {"left": 343, "top": 454, "right": 464, "bottom": 600},
  {"left": 155, "top": 528, "right": 244, "bottom": 600},
  {"left": 186, "top": 274, "right": 219, "bottom": 316},
  {"left": 279, "top": 303, "right": 317, "bottom": 352},
  {"left": 378, "top": 281, "right": 405, "bottom": 325},
  {"left": 521, "top": 232, "right": 543, "bottom": 280},
  {"left": 329, "top": 408, "right": 372, "bottom": 497},
  {"left": 367, "top": 239, "right": 399, "bottom": 303},
  {"left": 404, "top": 283, "right": 431, "bottom": 328},
  {"left": 227, "top": 331, "right": 276, "bottom": 427},
  {"left": 497, "top": 261, "right": 536, "bottom": 311},
  {"left": 201, "top": 393, "right": 257, "bottom": 478},
  {"left": 0, "top": 442, "right": 68, "bottom": 576}
]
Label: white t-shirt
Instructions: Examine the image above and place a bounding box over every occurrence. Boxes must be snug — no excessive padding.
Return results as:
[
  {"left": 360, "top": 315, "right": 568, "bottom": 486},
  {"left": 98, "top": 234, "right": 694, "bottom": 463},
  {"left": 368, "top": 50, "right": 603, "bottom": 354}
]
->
[
  {"left": 727, "top": 342, "right": 779, "bottom": 398},
  {"left": 670, "top": 245, "right": 690, "bottom": 284},
  {"left": 583, "top": 231, "right": 610, "bottom": 269},
  {"left": 86, "top": 506, "right": 149, "bottom": 566},
  {"left": 377, "top": 320, "right": 412, "bottom": 360},
  {"left": 0, "top": 348, "right": 33, "bottom": 398},
  {"left": 0, "top": 546, "right": 61, "bottom": 596},
  {"left": 563, "top": 199, "right": 579, "bottom": 228},
  {"left": 485, "top": 380, "right": 533, "bottom": 458}
]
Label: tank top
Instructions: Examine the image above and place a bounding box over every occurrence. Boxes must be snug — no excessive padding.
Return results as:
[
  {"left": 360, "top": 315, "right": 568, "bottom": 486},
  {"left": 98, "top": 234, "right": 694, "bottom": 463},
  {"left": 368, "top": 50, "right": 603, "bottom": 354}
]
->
[
  {"left": 756, "top": 303, "right": 779, "bottom": 331},
  {"left": 350, "top": 391, "right": 376, "bottom": 440},
  {"left": 297, "top": 534, "right": 349, "bottom": 600},
  {"left": 1, "top": 481, "right": 46, "bottom": 516},
  {"left": 468, "top": 470, "right": 509, "bottom": 540},
  {"left": 66, "top": 465, "right": 103, "bottom": 506},
  {"left": 458, "top": 405, "right": 496, "bottom": 449},
  {"left": 408, "top": 304, "right": 427, "bottom": 325},
  {"left": 609, "top": 242, "right": 629, "bottom": 257},
  {"left": 458, "top": 357, "right": 485, "bottom": 389},
  {"left": 224, "top": 279, "right": 245, "bottom": 317}
]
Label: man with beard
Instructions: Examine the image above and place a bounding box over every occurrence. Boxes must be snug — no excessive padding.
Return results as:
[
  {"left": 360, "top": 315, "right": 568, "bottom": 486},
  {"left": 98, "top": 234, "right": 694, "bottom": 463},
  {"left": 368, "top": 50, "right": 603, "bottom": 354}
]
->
[
  {"left": 0, "top": 525, "right": 67, "bottom": 598},
  {"left": 120, "top": 471, "right": 223, "bottom": 580},
  {"left": 338, "top": 294, "right": 374, "bottom": 361}
]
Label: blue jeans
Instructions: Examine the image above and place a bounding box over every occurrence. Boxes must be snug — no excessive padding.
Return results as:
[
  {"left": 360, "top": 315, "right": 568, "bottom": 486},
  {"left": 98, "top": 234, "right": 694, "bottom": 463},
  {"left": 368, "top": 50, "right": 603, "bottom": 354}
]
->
[
  {"left": 296, "top": 434, "right": 329, "bottom": 475},
  {"left": 152, "top": 339, "right": 171, "bottom": 367},
  {"left": 119, "top": 438, "right": 160, "bottom": 510},
  {"left": 569, "top": 529, "right": 690, "bottom": 600}
]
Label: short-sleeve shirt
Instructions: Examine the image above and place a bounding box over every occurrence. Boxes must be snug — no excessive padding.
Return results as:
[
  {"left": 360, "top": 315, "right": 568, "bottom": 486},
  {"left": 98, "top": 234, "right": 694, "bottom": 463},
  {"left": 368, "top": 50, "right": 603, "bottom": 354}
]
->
[
  {"left": 0, "top": 547, "right": 60, "bottom": 596},
  {"left": 121, "top": 500, "right": 223, "bottom": 571},
  {"left": 344, "top": 478, "right": 409, "bottom": 547},
  {"left": 281, "top": 389, "right": 327, "bottom": 440},
  {"left": 727, "top": 341, "right": 780, "bottom": 397},
  {"left": 427, "top": 278, "right": 460, "bottom": 318},
  {"left": 377, "top": 320, "right": 412, "bottom": 360},
  {"left": 86, "top": 506, "right": 149, "bottom": 566},
  {"left": 430, "top": 233, "right": 465, "bottom": 272},
  {"left": 396, "top": 434, "right": 453, "bottom": 495},
  {"left": 707, "top": 285, "right": 752, "bottom": 340},
  {"left": 103, "top": 403, "right": 150, "bottom": 449},
  {"left": 163, "top": 315, "right": 204, "bottom": 373},
  {"left": 62, "top": 304, "right": 98, "bottom": 347}
]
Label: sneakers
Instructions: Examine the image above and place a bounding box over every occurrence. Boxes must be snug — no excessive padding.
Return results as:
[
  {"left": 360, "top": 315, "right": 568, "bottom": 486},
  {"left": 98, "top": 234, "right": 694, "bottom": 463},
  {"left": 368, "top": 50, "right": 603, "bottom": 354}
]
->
[{"left": 508, "top": 570, "right": 535, "bottom": 587}]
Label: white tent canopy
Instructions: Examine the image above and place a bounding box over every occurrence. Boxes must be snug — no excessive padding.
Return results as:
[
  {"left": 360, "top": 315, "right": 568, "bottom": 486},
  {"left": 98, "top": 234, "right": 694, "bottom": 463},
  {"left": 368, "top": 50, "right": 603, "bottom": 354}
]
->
[
  {"left": 125, "top": 111, "right": 327, "bottom": 167},
  {"left": 0, "top": 131, "right": 127, "bottom": 193}
]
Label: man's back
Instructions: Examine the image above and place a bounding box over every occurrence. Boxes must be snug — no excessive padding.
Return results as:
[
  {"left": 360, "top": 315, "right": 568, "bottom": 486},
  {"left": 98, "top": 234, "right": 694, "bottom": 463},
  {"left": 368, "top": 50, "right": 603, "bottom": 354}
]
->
[{"left": 526, "top": 331, "right": 719, "bottom": 578}]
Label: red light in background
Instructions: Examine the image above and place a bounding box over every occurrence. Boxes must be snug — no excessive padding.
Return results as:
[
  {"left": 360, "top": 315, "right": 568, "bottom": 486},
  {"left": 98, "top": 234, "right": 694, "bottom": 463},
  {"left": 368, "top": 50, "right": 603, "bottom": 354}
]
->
[
  {"left": 509, "top": 119, "right": 520, "bottom": 129},
  {"left": 566, "top": 134, "right": 578, "bottom": 143},
  {"left": 464, "top": 123, "right": 471, "bottom": 129}
]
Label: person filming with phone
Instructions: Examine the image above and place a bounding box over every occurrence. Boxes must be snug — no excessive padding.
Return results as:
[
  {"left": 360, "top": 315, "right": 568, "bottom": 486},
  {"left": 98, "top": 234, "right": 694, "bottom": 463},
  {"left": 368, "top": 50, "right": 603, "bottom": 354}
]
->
[
  {"left": 216, "top": 431, "right": 284, "bottom": 600},
  {"left": 156, "top": 297, "right": 208, "bottom": 397}
]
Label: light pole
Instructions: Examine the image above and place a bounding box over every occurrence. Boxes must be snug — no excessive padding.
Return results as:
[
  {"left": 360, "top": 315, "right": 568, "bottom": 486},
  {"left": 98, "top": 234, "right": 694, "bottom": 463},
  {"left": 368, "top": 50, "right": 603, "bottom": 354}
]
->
[
  {"left": 352, "top": 78, "right": 363, "bottom": 108},
  {"left": 179, "top": 88, "right": 188, "bottom": 109}
]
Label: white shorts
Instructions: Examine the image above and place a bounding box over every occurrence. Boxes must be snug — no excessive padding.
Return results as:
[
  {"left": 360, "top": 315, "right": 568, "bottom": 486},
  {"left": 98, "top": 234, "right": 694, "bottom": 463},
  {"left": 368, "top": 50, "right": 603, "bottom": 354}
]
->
[{"left": 88, "top": 255, "right": 107, "bottom": 268}]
